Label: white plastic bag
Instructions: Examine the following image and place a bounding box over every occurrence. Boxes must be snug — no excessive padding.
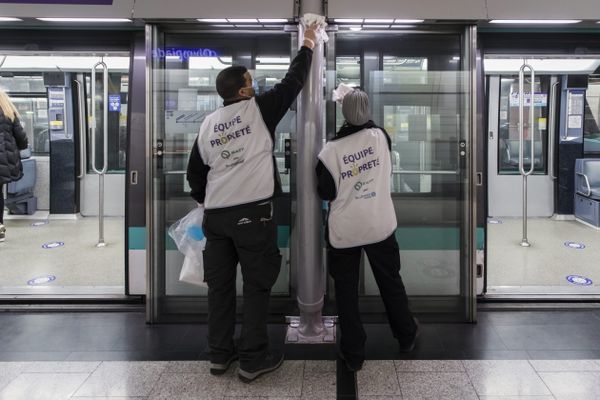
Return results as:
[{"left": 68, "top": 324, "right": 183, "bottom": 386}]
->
[
  {"left": 168, "top": 206, "right": 207, "bottom": 287},
  {"left": 179, "top": 254, "right": 205, "bottom": 287}
]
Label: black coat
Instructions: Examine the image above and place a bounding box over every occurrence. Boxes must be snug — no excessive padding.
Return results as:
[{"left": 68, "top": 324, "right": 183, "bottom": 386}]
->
[{"left": 0, "top": 110, "right": 29, "bottom": 184}]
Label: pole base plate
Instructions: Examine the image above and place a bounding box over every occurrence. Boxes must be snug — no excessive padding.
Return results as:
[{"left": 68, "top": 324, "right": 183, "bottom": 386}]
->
[{"left": 285, "top": 316, "right": 337, "bottom": 344}]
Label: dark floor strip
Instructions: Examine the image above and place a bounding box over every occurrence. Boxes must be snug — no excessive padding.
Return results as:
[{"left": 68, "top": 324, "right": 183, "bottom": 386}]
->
[{"left": 336, "top": 357, "right": 358, "bottom": 400}]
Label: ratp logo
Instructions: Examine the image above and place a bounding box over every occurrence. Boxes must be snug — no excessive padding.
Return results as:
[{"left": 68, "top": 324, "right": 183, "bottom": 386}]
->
[{"left": 221, "top": 150, "right": 231, "bottom": 159}]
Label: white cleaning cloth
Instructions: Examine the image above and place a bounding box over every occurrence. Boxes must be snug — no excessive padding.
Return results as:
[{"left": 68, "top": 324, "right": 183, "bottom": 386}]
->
[
  {"left": 301, "top": 13, "right": 329, "bottom": 44},
  {"left": 332, "top": 83, "right": 355, "bottom": 103}
]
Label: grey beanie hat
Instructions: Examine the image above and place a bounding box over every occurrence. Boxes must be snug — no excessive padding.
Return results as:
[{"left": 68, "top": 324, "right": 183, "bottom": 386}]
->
[{"left": 342, "top": 89, "right": 371, "bottom": 126}]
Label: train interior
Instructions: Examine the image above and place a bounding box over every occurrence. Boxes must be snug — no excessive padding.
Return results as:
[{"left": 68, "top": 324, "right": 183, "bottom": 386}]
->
[
  {"left": 0, "top": 52, "right": 129, "bottom": 296},
  {"left": 481, "top": 35, "right": 600, "bottom": 297}
]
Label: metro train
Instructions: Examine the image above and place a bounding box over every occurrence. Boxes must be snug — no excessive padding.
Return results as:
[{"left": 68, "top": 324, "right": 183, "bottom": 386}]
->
[{"left": 0, "top": 0, "right": 599, "bottom": 324}]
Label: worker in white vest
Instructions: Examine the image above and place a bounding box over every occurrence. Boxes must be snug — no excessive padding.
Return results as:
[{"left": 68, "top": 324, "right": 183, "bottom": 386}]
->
[
  {"left": 316, "top": 89, "right": 419, "bottom": 372},
  {"left": 187, "top": 25, "right": 320, "bottom": 382}
]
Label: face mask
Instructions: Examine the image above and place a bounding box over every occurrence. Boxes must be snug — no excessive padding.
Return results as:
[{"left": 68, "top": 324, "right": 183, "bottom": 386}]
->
[{"left": 240, "top": 79, "right": 258, "bottom": 98}]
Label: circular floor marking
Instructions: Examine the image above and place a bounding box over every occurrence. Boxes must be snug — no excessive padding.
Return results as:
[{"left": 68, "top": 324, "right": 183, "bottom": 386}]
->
[
  {"left": 42, "top": 241, "right": 64, "bottom": 249},
  {"left": 27, "top": 275, "right": 57, "bottom": 286},
  {"left": 566, "top": 275, "right": 593, "bottom": 286},
  {"left": 564, "top": 241, "right": 586, "bottom": 250},
  {"left": 31, "top": 221, "right": 49, "bottom": 227}
]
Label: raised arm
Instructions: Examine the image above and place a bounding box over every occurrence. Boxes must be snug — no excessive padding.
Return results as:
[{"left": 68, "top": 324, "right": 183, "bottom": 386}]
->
[{"left": 255, "top": 25, "right": 319, "bottom": 134}]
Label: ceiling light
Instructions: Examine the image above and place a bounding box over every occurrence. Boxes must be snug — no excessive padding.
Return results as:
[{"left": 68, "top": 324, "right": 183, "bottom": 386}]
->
[
  {"left": 334, "top": 18, "right": 364, "bottom": 23},
  {"left": 227, "top": 18, "right": 258, "bottom": 23},
  {"left": 483, "top": 57, "right": 600, "bottom": 73},
  {"left": 394, "top": 19, "right": 424, "bottom": 23},
  {"left": 198, "top": 19, "right": 227, "bottom": 23},
  {"left": 234, "top": 24, "right": 263, "bottom": 28},
  {"left": 36, "top": 18, "right": 131, "bottom": 22},
  {"left": 363, "top": 25, "right": 390, "bottom": 28},
  {"left": 211, "top": 25, "right": 233, "bottom": 27},
  {"left": 0, "top": 17, "right": 22, "bottom": 22},
  {"left": 364, "top": 19, "right": 394, "bottom": 23},
  {"left": 256, "top": 57, "right": 290, "bottom": 64},
  {"left": 391, "top": 25, "right": 416, "bottom": 28},
  {"left": 258, "top": 19, "right": 287, "bottom": 23},
  {"left": 349, "top": 26, "right": 362, "bottom": 31},
  {"left": 489, "top": 19, "right": 581, "bottom": 24}
]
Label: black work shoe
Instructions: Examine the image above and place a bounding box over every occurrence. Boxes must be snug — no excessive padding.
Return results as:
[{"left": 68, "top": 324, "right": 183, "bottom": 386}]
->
[
  {"left": 339, "top": 352, "right": 364, "bottom": 372},
  {"left": 238, "top": 351, "right": 284, "bottom": 383},
  {"left": 209, "top": 353, "right": 238, "bottom": 376},
  {"left": 398, "top": 317, "right": 421, "bottom": 353}
]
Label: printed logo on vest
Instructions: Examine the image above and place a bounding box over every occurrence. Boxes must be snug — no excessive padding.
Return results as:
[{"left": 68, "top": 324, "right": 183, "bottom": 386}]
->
[
  {"left": 221, "top": 150, "right": 231, "bottom": 159},
  {"left": 341, "top": 146, "right": 381, "bottom": 180},
  {"left": 237, "top": 218, "right": 252, "bottom": 225},
  {"left": 210, "top": 115, "right": 252, "bottom": 147}
]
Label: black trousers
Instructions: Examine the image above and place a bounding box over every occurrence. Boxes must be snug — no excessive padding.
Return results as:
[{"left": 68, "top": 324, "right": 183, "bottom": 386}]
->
[
  {"left": 328, "top": 233, "right": 416, "bottom": 363},
  {"left": 202, "top": 202, "right": 281, "bottom": 369},
  {"left": 0, "top": 183, "right": 4, "bottom": 224}
]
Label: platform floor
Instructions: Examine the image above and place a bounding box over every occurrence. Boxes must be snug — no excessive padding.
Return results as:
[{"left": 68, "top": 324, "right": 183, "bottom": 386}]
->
[
  {"left": 2, "top": 310, "right": 600, "bottom": 399},
  {"left": 0, "top": 216, "right": 124, "bottom": 295},
  {"left": 487, "top": 217, "right": 600, "bottom": 294}
]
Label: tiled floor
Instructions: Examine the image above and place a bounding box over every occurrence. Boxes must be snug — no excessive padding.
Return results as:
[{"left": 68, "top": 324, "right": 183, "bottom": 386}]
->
[
  {"left": 2, "top": 310, "right": 600, "bottom": 399},
  {"left": 2, "top": 359, "right": 600, "bottom": 399},
  {"left": 0, "top": 360, "right": 335, "bottom": 399}
]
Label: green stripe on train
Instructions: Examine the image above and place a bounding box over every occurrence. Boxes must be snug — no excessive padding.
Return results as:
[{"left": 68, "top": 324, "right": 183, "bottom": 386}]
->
[{"left": 131, "top": 226, "right": 484, "bottom": 251}]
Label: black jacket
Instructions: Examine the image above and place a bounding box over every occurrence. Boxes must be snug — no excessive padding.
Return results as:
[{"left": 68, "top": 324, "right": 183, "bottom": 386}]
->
[
  {"left": 0, "top": 110, "right": 28, "bottom": 185},
  {"left": 316, "top": 120, "right": 392, "bottom": 201},
  {"left": 187, "top": 46, "right": 313, "bottom": 211}
]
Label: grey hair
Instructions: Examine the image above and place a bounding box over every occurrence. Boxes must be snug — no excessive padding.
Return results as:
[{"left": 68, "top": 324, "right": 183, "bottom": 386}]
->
[{"left": 342, "top": 89, "right": 370, "bottom": 126}]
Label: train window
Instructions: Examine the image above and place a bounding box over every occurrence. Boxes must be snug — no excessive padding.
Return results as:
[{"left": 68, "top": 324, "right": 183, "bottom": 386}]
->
[
  {"left": 0, "top": 75, "right": 49, "bottom": 155},
  {"left": 86, "top": 70, "right": 129, "bottom": 173},
  {"left": 497, "top": 76, "right": 549, "bottom": 175},
  {"left": 584, "top": 77, "right": 600, "bottom": 154}
]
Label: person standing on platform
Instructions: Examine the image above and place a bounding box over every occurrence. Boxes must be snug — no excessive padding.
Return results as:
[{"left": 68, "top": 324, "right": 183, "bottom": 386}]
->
[
  {"left": 316, "top": 88, "right": 419, "bottom": 372},
  {"left": 187, "top": 24, "right": 321, "bottom": 382}
]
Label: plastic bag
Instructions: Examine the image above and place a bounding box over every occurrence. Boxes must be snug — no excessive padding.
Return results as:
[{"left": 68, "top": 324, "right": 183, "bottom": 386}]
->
[{"left": 168, "top": 206, "right": 207, "bottom": 287}]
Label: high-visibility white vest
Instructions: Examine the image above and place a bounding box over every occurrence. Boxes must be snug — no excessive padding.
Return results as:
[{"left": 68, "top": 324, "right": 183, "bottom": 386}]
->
[
  {"left": 318, "top": 128, "right": 397, "bottom": 248},
  {"left": 197, "top": 98, "right": 274, "bottom": 209}
]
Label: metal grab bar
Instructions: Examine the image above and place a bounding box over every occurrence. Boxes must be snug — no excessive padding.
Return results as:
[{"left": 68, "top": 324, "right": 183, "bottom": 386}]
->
[
  {"left": 91, "top": 61, "right": 109, "bottom": 248},
  {"left": 73, "top": 80, "right": 86, "bottom": 179},
  {"left": 576, "top": 172, "right": 592, "bottom": 197},
  {"left": 549, "top": 81, "right": 559, "bottom": 180},
  {"left": 518, "top": 64, "right": 535, "bottom": 177},
  {"left": 518, "top": 64, "right": 535, "bottom": 247}
]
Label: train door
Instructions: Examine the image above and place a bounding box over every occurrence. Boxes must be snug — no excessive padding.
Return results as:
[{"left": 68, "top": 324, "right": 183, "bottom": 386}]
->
[
  {"left": 147, "top": 23, "right": 477, "bottom": 322},
  {"left": 147, "top": 26, "right": 298, "bottom": 320},
  {"left": 329, "top": 26, "right": 477, "bottom": 320},
  {"left": 487, "top": 73, "right": 554, "bottom": 217},
  {"left": 484, "top": 55, "right": 600, "bottom": 296},
  {"left": 0, "top": 52, "right": 131, "bottom": 296}
]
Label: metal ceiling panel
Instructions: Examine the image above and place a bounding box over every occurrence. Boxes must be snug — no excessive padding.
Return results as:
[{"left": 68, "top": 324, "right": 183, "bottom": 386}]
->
[
  {"left": 0, "top": 0, "right": 134, "bottom": 18},
  {"left": 133, "top": 0, "right": 294, "bottom": 19},
  {"left": 328, "top": 0, "right": 487, "bottom": 20}
]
